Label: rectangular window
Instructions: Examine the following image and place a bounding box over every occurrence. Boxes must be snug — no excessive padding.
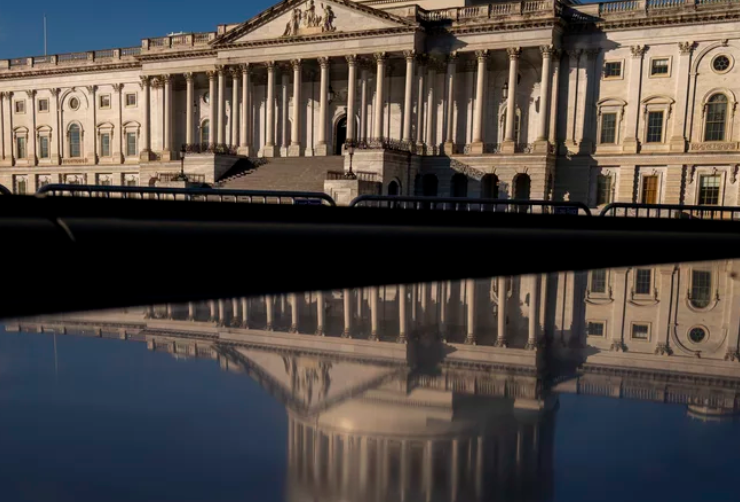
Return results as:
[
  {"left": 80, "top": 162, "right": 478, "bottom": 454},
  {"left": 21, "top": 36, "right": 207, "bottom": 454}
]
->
[
  {"left": 646, "top": 111, "right": 664, "bottom": 143},
  {"left": 16, "top": 136, "right": 26, "bottom": 159},
  {"left": 99, "top": 177, "right": 111, "bottom": 186},
  {"left": 650, "top": 58, "right": 670, "bottom": 76},
  {"left": 596, "top": 174, "right": 612, "bottom": 206},
  {"left": 641, "top": 175, "right": 659, "bottom": 204},
  {"left": 39, "top": 136, "right": 49, "bottom": 159},
  {"left": 38, "top": 99, "right": 49, "bottom": 112},
  {"left": 600, "top": 113, "right": 617, "bottom": 144},
  {"left": 14, "top": 101, "right": 25, "bottom": 114},
  {"left": 587, "top": 321, "right": 605, "bottom": 337},
  {"left": 603, "top": 62, "right": 622, "bottom": 79},
  {"left": 125, "top": 93, "right": 137, "bottom": 107},
  {"left": 126, "top": 132, "right": 137, "bottom": 157},
  {"left": 101, "top": 133, "right": 111, "bottom": 158},
  {"left": 631, "top": 323, "right": 650, "bottom": 340},
  {"left": 14, "top": 177, "right": 27, "bottom": 195},
  {"left": 99, "top": 95, "right": 111, "bottom": 109},
  {"left": 635, "top": 269, "right": 652, "bottom": 295},
  {"left": 698, "top": 174, "right": 721, "bottom": 206},
  {"left": 591, "top": 269, "right": 607, "bottom": 294}
]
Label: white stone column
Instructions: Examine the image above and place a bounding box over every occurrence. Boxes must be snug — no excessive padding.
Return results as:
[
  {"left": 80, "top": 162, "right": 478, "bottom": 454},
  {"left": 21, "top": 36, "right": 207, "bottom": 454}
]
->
[
  {"left": 425, "top": 63, "right": 436, "bottom": 150},
  {"left": 163, "top": 75, "right": 172, "bottom": 159},
  {"left": 239, "top": 64, "right": 251, "bottom": 155},
  {"left": 289, "top": 59, "right": 302, "bottom": 156},
  {"left": 465, "top": 279, "right": 476, "bottom": 344},
  {"left": 0, "top": 92, "right": 4, "bottom": 162},
  {"left": 444, "top": 53, "right": 458, "bottom": 153},
  {"left": 496, "top": 276, "right": 507, "bottom": 347},
  {"left": 372, "top": 53, "right": 386, "bottom": 141},
  {"left": 266, "top": 295, "right": 274, "bottom": 331},
  {"left": 217, "top": 67, "right": 226, "bottom": 145},
  {"left": 316, "top": 57, "right": 330, "bottom": 156},
  {"left": 470, "top": 50, "right": 488, "bottom": 154},
  {"left": 670, "top": 42, "right": 695, "bottom": 152},
  {"left": 27, "top": 91, "right": 37, "bottom": 165},
  {"left": 281, "top": 70, "right": 289, "bottom": 152},
  {"left": 527, "top": 275, "right": 538, "bottom": 349},
  {"left": 369, "top": 286, "right": 379, "bottom": 341},
  {"left": 549, "top": 50, "right": 562, "bottom": 145},
  {"left": 439, "top": 281, "right": 448, "bottom": 340},
  {"left": 316, "top": 291, "right": 325, "bottom": 336},
  {"left": 346, "top": 55, "right": 358, "bottom": 143},
  {"left": 360, "top": 66, "right": 369, "bottom": 142},
  {"left": 402, "top": 51, "right": 416, "bottom": 143},
  {"left": 502, "top": 47, "right": 521, "bottom": 154},
  {"left": 207, "top": 70, "right": 217, "bottom": 145},
  {"left": 398, "top": 284, "right": 407, "bottom": 343},
  {"left": 623, "top": 46, "right": 646, "bottom": 153},
  {"left": 231, "top": 68, "right": 240, "bottom": 148},
  {"left": 264, "top": 62, "right": 276, "bottom": 157},
  {"left": 416, "top": 60, "right": 426, "bottom": 144},
  {"left": 535, "top": 46, "right": 553, "bottom": 150},
  {"left": 342, "top": 289, "right": 352, "bottom": 338},
  {"left": 140, "top": 76, "right": 151, "bottom": 160},
  {"left": 290, "top": 293, "right": 299, "bottom": 333},
  {"left": 185, "top": 73, "right": 194, "bottom": 145}
]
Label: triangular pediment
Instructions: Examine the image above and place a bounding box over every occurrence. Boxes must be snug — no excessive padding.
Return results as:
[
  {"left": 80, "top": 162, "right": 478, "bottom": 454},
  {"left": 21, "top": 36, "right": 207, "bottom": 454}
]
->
[{"left": 214, "top": 0, "right": 417, "bottom": 46}]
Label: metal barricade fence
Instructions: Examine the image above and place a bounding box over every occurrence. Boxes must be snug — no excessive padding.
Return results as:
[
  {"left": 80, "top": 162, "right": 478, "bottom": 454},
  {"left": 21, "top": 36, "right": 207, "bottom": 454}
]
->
[
  {"left": 36, "top": 184, "right": 337, "bottom": 206},
  {"left": 599, "top": 203, "right": 740, "bottom": 220},
  {"left": 349, "top": 196, "right": 593, "bottom": 216}
]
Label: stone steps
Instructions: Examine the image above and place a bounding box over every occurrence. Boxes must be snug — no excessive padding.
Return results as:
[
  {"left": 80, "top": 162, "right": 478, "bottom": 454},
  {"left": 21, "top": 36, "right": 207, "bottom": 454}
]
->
[{"left": 218, "top": 156, "right": 345, "bottom": 192}]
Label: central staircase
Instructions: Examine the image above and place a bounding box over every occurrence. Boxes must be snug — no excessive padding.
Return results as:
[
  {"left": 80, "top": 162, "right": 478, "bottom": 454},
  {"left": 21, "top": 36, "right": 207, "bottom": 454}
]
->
[{"left": 217, "top": 156, "right": 345, "bottom": 192}]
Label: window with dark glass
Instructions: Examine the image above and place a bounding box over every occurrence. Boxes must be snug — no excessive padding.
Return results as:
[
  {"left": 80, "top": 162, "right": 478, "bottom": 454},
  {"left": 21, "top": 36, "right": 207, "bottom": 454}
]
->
[
  {"left": 101, "top": 133, "right": 111, "bottom": 158},
  {"left": 635, "top": 269, "right": 652, "bottom": 295},
  {"left": 14, "top": 101, "right": 25, "bottom": 114},
  {"left": 600, "top": 113, "right": 617, "bottom": 144},
  {"left": 587, "top": 322, "right": 605, "bottom": 337},
  {"left": 596, "top": 174, "right": 612, "bottom": 206},
  {"left": 16, "top": 136, "right": 26, "bottom": 159},
  {"left": 698, "top": 175, "right": 721, "bottom": 206},
  {"left": 69, "top": 125, "right": 81, "bottom": 158},
  {"left": 125, "top": 93, "right": 137, "bottom": 107},
  {"left": 632, "top": 324, "right": 649, "bottom": 340},
  {"left": 126, "top": 132, "right": 137, "bottom": 157},
  {"left": 591, "top": 269, "right": 607, "bottom": 294},
  {"left": 15, "top": 177, "right": 27, "bottom": 195},
  {"left": 641, "top": 175, "right": 659, "bottom": 204},
  {"left": 651, "top": 58, "right": 669, "bottom": 76},
  {"left": 38, "top": 99, "right": 49, "bottom": 112},
  {"left": 201, "top": 120, "right": 210, "bottom": 144},
  {"left": 603, "top": 62, "right": 622, "bottom": 78},
  {"left": 646, "top": 111, "right": 664, "bottom": 143},
  {"left": 689, "top": 327, "right": 707, "bottom": 343},
  {"left": 704, "top": 94, "right": 728, "bottom": 142},
  {"left": 99, "top": 95, "right": 111, "bottom": 109},
  {"left": 39, "top": 136, "right": 49, "bottom": 159},
  {"left": 691, "top": 270, "right": 712, "bottom": 308}
]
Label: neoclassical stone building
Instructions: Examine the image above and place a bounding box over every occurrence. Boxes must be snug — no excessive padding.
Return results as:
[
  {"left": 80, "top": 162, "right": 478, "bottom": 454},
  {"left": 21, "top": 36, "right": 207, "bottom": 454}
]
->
[{"left": 2, "top": 0, "right": 740, "bottom": 206}]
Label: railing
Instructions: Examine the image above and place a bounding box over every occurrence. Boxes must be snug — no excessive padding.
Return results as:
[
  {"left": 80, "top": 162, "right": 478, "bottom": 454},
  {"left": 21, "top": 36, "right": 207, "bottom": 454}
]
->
[
  {"left": 94, "top": 49, "right": 115, "bottom": 59},
  {"left": 599, "top": 203, "right": 740, "bottom": 219},
  {"left": 182, "top": 143, "right": 238, "bottom": 155},
  {"left": 36, "top": 184, "right": 337, "bottom": 206},
  {"left": 120, "top": 47, "right": 141, "bottom": 57},
  {"left": 9, "top": 58, "right": 28, "bottom": 67},
  {"left": 193, "top": 33, "right": 213, "bottom": 44},
  {"left": 0, "top": 184, "right": 11, "bottom": 195},
  {"left": 590, "top": 0, "right": 740, "bottom": 18},
  {"left": 417, "top": 0, "right": 557, "bottom": 22},
  {"left": 326, "top": 170, "right": 380, "bottom": 182},
  {"left": 58, "top": 52, "right": 89, "bottom": 63},
  {"left": 350, "top": 196, "right": 593, "bottom": 215},
  {"left": 33, "top": 56, "right": 51, "bottom": 65},
  {"left": 156, "top": 172, "right": 207, "bottom": 183}
]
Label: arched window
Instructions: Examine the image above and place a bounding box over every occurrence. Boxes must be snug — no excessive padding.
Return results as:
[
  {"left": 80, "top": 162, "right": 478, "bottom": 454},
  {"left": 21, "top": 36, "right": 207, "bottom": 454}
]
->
[
  {"left": 388, "top": 180, "right": 400, "bottom": 196},
  {"left": 201, "top": 120, "right": 210, "bottom": 145},
  {"left": 704, "top": 94, "right": 728, "bottom": 142},
  {"left": 450, "top": 173, "right": 467, "bottom": 197},
  {"left": 690, "top": 269, "right": 712, "bottom": 308},
  {"left": 69, "top": 124, "right": 81, "bottom": 158},
  {"left": 422, "top": 174, "right": 438, "bottom": 197},
  {"left": 481, "top": 174, "right": 499, "bottom": 199},
  {"left": 514, "top": 174, "right": 531, "bottom": 200}
]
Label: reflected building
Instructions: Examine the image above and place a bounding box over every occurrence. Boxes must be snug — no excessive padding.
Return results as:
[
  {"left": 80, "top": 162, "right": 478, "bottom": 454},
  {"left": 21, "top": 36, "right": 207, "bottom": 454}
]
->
[{"left": 5, "top": 259, "right": 740, "bottom": 500}]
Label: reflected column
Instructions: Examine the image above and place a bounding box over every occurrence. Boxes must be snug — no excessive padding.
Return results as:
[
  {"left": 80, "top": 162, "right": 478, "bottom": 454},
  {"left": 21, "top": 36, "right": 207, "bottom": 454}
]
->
[
  {"left": 187, "top": 301, "right": 195, "bottom": 321},
  {"left": 218, "top": 299, "right": 226, "bottom": 326},
  {"left": 526, "top": 275, "right": 538, "bottom": 350},
  {"left": 439, "top": 281, "right": 448, "bottom": 341},
  {"left": 208, "top": 300, "right": 217, "bottom": 323},
  {"left": 316, "top": 291, "right": 325, "bottom": 336},
  {"left": 369, "top": 286, "right": 379, "bottom": 341},
  {"left": 290, "top": 293, "right": 299, "bottom": 333},
  {"left": 241, "top": 297, "right": 250, "bottom": 328},
  {"left": 465, "top": 279, "right": 476, "bottom": 345},
  {"left": 266, "top": 295, "right": 274, "bottom": 331},
  {"left": 398, "top": 284, "right": 408, "bottom": 343},
  {"left": 496, "top": 277, "right": 507, "bottom": 347},
  {"left": 231, "top": 298, "right": 240, "bottom": 327},
  {"left": 342, "top": 289, "right": 352, "bottom": 338}
]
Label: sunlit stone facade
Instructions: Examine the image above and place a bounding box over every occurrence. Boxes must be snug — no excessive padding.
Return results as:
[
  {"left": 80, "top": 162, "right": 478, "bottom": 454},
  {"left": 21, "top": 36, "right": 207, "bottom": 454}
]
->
[{"left": 2, "top": 0, "right": 740, "bottom": 207}]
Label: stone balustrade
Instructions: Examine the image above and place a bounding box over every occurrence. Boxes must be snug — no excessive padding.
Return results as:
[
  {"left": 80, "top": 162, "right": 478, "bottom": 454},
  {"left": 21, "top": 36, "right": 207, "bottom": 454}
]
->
[{"left": 568, "top": 0, "right": 740, "bottom": 19}]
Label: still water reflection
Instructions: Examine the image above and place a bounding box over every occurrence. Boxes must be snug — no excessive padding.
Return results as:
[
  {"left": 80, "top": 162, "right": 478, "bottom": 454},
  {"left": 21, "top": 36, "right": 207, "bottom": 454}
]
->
[{"left": 2, "top": 260, "right": 740, "bottom": 501}]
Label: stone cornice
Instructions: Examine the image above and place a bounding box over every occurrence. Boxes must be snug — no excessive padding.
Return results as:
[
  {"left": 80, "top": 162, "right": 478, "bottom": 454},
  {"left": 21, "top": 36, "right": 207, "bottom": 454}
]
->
[
  {"left": 439, "top": 17, "right": 562, "bottom": 37},
  {"left": 219, "top": 26, "right": 419, "bottom": 51},
  {"left": 0, "top": 62, "right": 141, "bottom": 81},
  {"left": 567, "top": 6, "right": 740, "bottom": 34}
]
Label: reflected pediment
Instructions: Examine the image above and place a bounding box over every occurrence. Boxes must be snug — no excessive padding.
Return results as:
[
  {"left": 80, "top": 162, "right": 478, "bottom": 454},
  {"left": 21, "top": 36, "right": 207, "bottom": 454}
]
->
[{"left": 214, "top": 0, "right": 417, "bottom": 46}]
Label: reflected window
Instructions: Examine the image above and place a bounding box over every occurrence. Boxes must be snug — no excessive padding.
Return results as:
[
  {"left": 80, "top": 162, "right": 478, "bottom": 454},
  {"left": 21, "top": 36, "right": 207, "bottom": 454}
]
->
[
  {"left": 69, "top": 124, "right": 81, "bottom": 158},
  {"left": 596, "top": 174, "right": 612, "bottom": 206},
  {"left": 690, "top": 270, "right": 712, "bottom": 308},
  {"left": 632, "top": 323, "right": 650, "bottom": 340},
  {"left": 587, "top": 321, "right": 605, "bottom": 337},
  {"left": 634, "top": 268, "right": 652, "bottom": 295},
  {"left": 590, "top": 269, "right": 607, "bottom": 294}
]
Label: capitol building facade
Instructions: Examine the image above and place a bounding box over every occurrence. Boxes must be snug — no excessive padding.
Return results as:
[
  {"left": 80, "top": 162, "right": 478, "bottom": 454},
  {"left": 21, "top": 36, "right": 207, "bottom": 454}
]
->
[{"left": 1, "top": 0, "right": 740, "bottom": 206}]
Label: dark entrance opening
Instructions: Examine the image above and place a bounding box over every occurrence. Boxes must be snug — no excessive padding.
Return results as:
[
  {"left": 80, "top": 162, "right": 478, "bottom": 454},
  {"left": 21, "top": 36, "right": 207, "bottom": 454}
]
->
[
  {"left": 335, "top": 117, "right": 347, "bottom": 155},
  {"left": 388, "top": 180, "right": 400, "bottom": 196},
  {"left": 514, "top": 174, "right": 531, "bottom": 200},
  {"left": 422, "top": 174, "right": 438, "bottom": 196},
  {"left": 481, "top": 174, "right": 499, "bottom": 199}
]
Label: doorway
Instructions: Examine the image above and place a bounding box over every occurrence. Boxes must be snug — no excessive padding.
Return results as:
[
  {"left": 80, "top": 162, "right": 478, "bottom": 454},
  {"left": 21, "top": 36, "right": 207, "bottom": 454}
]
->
[
  {"left": 335, "top": 117, "right": 347, "bottom": 155},
  {"left": 514, "top": 174, "right": 531, "bottom": 200}
]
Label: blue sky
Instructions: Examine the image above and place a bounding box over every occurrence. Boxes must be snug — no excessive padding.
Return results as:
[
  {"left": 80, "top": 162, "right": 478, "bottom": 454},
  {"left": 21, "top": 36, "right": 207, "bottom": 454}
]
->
[{"left": 0, "top": 0, "right": 276, "bottom": 60}]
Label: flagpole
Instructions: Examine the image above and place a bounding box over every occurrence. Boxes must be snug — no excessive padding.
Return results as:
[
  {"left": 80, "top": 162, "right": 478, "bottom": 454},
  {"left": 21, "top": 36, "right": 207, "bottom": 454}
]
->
[{"left": 44, "top": 14, "right": 47, "bottom": 56}]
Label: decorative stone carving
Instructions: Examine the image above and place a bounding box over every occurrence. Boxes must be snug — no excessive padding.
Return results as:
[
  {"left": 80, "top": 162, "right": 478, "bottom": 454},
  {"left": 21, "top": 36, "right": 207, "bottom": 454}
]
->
[
  {"left": 610, "top": 341, "right": 627, "bottom": 352},
  {"left": 678, "top": 41, "right": 695, "bottom": 55},
  {"left": 540, "top": 45, "right": 554, "bottom": 57},
  {"left": 402, "top": 50, "right": 416, "bottom": 62},
  {"left": 290, "top": 59, "right": 302, "bottom": 70},
  {"left": 373, "top": 52, "right": 387, "bottom": 64},
  {"left": 654, "top": 343, "right": 672, "bottom": 356},
  {"left": 206, "top": 70, "right": 217, "bottom": 81},
  {"left": 283, "top": 1, "right": 337, "bottom": 37},
  {"left": 690, "top": 141, "right": 740, "bottom": 152},
  {"left": 507, "top": 47, "right": 522, "bottom": 59},
  {"left": 25, "top": 90, "right": 36, "bottom": 98},
  {"left": 317, "top": 57, "right": 329, "bottom": 68},
  {"left": 630, "top": 45, "right": 647, "bottom": 58},
  {"left": 183, "top": 72, "right": 194, "bottom": 82},
  {"left": 345, "top": 54, "right": 357, "bottom": 65},
  {"left": 725, "top": 350, "right": 740, "bottom": 362}
]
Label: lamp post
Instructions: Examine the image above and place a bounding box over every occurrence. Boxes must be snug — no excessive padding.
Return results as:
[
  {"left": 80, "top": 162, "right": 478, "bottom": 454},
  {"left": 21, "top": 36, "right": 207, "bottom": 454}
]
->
[
  {"left": 502, "top": 82, "right": 509, "bottom": 100},
  {"left": 174, "top": 145, "right": 189, "bottom": 182},
  {"left": 345, "top": 141, "right": 357, "bottom": 179}
]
